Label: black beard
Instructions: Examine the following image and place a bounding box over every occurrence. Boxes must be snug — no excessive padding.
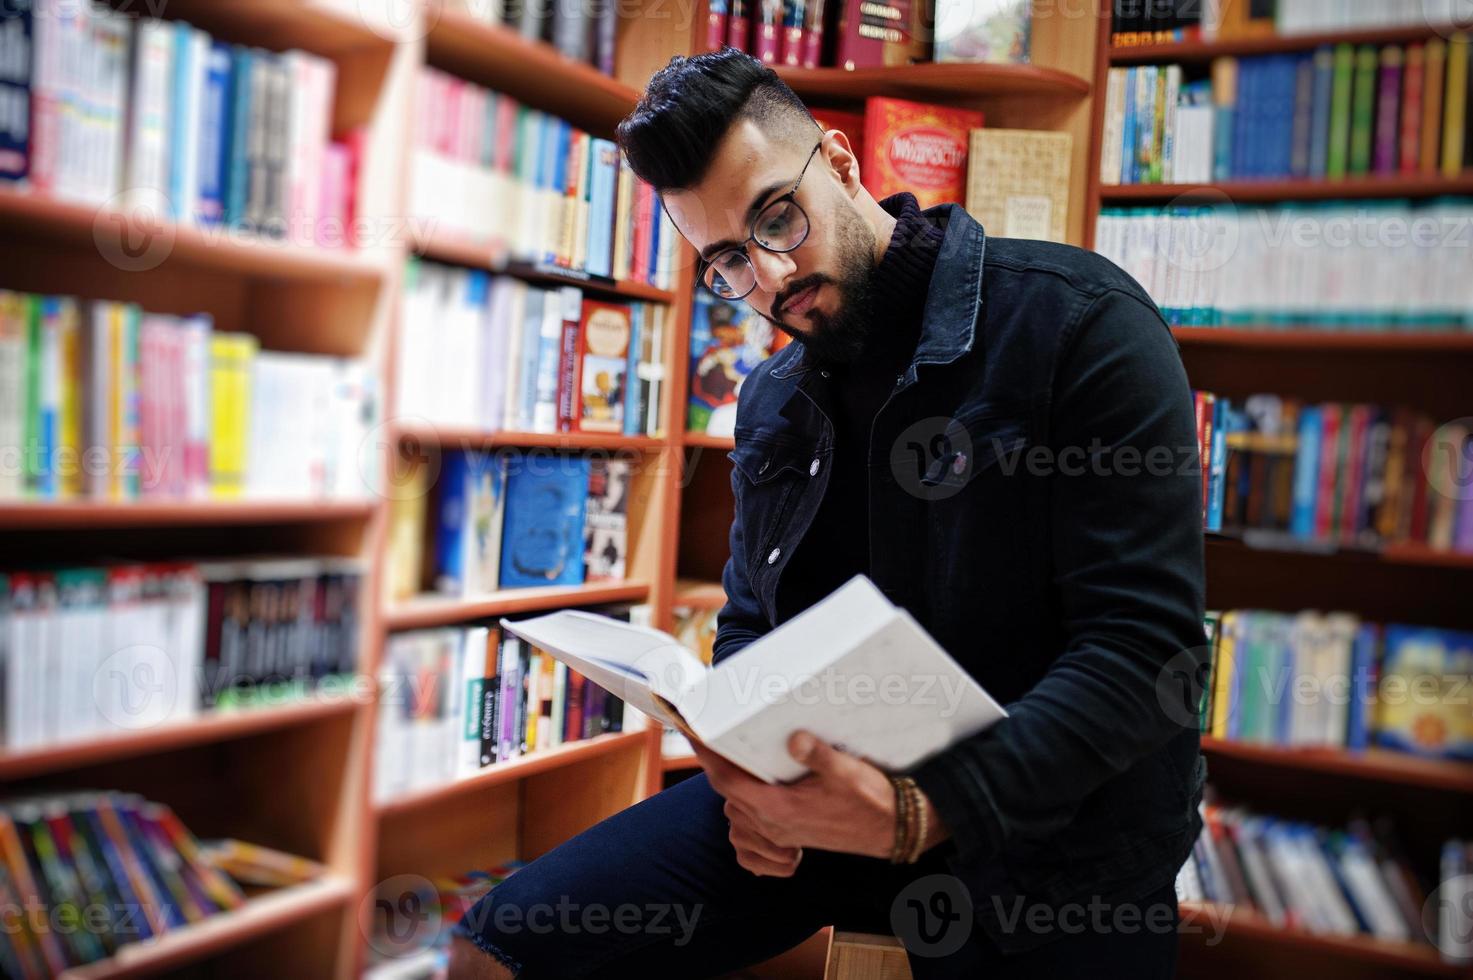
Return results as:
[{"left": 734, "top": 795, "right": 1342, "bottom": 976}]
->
[{"left": 772, "top": 267, "right": 878, "bottom": 368}]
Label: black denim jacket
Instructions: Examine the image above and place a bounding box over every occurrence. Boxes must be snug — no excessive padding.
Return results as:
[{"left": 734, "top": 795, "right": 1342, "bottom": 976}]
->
[{"left": 712, "top": 204, "right": 1209, "bottom": 953}]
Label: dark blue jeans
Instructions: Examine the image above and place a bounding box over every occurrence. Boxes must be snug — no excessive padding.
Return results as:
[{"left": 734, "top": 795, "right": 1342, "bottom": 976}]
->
[{"left": 453, "top": 774, "right": 1180, "bottom": 978}]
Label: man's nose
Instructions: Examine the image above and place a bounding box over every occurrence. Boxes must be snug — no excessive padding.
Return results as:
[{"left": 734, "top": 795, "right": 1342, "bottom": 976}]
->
[{"left": 748, "top": 246, "right": 796, "bottom": 296}]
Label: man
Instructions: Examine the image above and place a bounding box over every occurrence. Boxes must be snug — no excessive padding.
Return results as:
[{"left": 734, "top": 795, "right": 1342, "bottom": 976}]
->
[{"left": 451, "top": 49, "right": 1207, "bottom": 978}]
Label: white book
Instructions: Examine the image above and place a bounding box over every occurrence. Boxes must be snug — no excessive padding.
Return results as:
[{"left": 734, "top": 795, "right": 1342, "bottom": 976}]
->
[
  {"left": 124, "top": 19, "right": 173, "bottom": 214},
  {"left": 530, "top": 289, "right": 564, "bottom": 433},
  {"left": 502, "top": 575, "right": 1008, "bottom": 784},
  {"left": 455, "top": 626, "right": 489, "bottom": 777},
  {"left": 1101, "top": 68, "right": 1125, "bottom": 185}
]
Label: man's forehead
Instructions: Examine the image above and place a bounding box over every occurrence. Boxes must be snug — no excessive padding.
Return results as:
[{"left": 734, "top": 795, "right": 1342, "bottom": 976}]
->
[{"left": 664, "top": 120, "right": 803, "bottom": 251}]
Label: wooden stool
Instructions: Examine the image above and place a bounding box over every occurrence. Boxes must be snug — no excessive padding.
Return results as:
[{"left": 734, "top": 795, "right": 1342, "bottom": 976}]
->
[{"left": 822, "top": 932, "right": 913, "bottom": 980}]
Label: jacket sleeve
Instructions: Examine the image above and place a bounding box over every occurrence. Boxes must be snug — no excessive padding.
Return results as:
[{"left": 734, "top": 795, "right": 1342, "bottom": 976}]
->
[
  {"left": 909, "top": 287, "right": 1208, "bottom": 866},
  {"left": 712, "top": 456, "right": 773, "bottom": 665}
]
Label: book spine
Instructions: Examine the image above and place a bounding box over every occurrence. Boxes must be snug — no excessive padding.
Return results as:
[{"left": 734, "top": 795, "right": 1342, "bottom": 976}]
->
[
  {"left": 1327, "top": 44, "right": 1354, "bottom": 179},
  {"left": 1421, "top": 39, "right": 1446, "bottom": 176},
  {"left": 556, "top": 287, "right": 583, "bottom": 432},
  {"left": 1443, "top": 33, "right": 1469, "bottom": 177},
  {"left": 800, "top": 0, "right": 825, "bottom": 67},
  {"left": 1373, "top": 46, "right": 1403, "bottom": 175}
]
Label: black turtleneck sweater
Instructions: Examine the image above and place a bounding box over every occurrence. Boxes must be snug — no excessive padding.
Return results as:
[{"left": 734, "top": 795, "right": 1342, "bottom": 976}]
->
[{"left": 774, "top": 193, "right": 943, "bottom": 624}]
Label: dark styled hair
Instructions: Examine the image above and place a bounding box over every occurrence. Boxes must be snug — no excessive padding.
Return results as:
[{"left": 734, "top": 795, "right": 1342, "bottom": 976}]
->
[{"left": 617, "top": 48, "right": 818, "bottom": 192}]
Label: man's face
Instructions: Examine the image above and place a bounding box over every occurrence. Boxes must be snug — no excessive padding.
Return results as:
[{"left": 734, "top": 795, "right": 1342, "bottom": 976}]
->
[{"left": 664, "top": 120, "right": 879, "bottom": 366}]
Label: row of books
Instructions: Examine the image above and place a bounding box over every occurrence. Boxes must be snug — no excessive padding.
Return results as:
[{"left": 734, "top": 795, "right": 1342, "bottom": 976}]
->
[
  {"left": 1095, "top": 200, "right": 1473, "bottom": 327},
  {"left": 704, "top": 0, "right": 1030, "bottom": 69},
  {"left": 1111, "top": 0, "right": 1468, "bottom": 46},
  {"left": 1199, "top": 609, "right": 1472, "bottom": 760},
  {"left": 0, "top": 792, "right": 247, "bottom": 977},
  {"left": 410, "top": 69, "right": 677, "bottom": 287},
  {"left": 0, "top": 558, "right": 363, "bottom": 752},
  {"left": 0, "top": 291, "right": 378, "bottom": 501},
  {"left": 0, "top": 2, "right": 357, "bottom": 246},
  {"left": 374, "top": 620, "right": 630, "bottom": 803},
  {"left": 468, "top": 0, "right": 617, "bottom": 74},
  {"left": 398, "top": 262, "right": 667, "bottom": 436},
  {"left": 1100, "top": 38, "right": 1473, "bottom": 186},
  {"left": 388, "top": 452, "right": 629, "bottom": 602},
  {"left": 1190, "top": 391, "right": 1473, "bottom": 553},
  {"left": 364, "top": 861, "right": 525, "bottom": 976},
  {"left": 1178, "top": 803, "right": 1468, "bottom": 958}
]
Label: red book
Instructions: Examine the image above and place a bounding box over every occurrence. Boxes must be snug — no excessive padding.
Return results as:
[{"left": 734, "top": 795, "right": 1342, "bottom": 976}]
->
[
  {"left": 630, "top": 180, "right": 653, "bottom": 284},
  {"left": 1338, "top": 404, "right": 1370, "bottom": 542},
  {"left": 755, "top": 0, "right": 781, "bottom": 62},
  {"left": 800, "top": 0, "right": 826, "bottom": 67},
  {"left": 780, "top": 0, "right": 806, "bottom": 66},
  {"left": 832, "top": 0, "right": 882, "bottom": 69},
  {"left": 576, "top": 300, "right": 633, "bottom": 434},
  {"left": 706, "top": 0, "right": 729, "bottom": 51},
  {"left": 1312, "top": 404, "right": 1343, "bottom": 540},
  {"left": 1197, "top": 392, "right": 1215, "bottom": 523},
  {"left": 727, "top": 0, "right": 750, "bottom": 53},
  {"left": 563, "top": 671, "right": 587, "bottom": 743},
  {"left": 1408, "top": 415, "right": 1435, "bottom": 543},
  {"left": 861, "top": 97, "right": 983, "bottom": 209},
  {"left": 555, "top": 291, "right": 584, "bottom": 432},
  {"left": 1400, "top": 43, "right": 1425, "bottom": 173}
]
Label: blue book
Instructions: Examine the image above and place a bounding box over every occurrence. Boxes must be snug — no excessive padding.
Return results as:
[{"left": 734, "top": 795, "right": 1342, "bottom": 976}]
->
[
  {"left": 517, "top": 288, "right": 545, "bottom": 431},
  {"left": 623, "top": 302, "right": 644, "bottom": 435},
  {"left": 499, "top": 453, "right": 591, "bottom": 588},
  {"left": 1375, "top": 626, "right": 1473, "bottom": 760},
  {"left": 1121, "top": 68, "right": 1138, "bottom": 184},
  {"left": 1231, "top": 59, "right": 1254, "bottom": 179},
  {"left": 586, "top": 138, "right": 618, "bottom": 278},
  {"left": 1308, "top": 46, "right": 1334, "bottom": 179},
  {"left": 1135, "top": 66, "right": 1157, "bottom": 184},
  {"left": 0, "top": 0, "right": 30, "bottom": 182},
  {"left": 1290, "top": 405, "right": 1323, "bottom": 537},
  {"left": 1290, "top": 53, "right": 1315, "bottom": 178},
  {"left": 224, "top": 48, "right": 253, "bottom": 227},
  {"left": 197, "top": 42, "right": 233, "bottom": 225},
  {"left": 169, "top": 23, "right": 196, "bottom": 220},
  {"left": 435, "top": 455, "right": 473, "bottom": 596},
  {"left": 35, "top": 298, "right": 58, "bottom": 499},
  {"left": 1345, "top": 623, "right": 1377, "bottom": 751},
  {"left": 1206, "top": 396, "right": 1229, "bottom": 532}
]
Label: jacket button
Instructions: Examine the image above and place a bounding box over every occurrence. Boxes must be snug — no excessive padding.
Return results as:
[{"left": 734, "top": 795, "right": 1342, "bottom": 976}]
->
[
  {"left": 758, "top": 458, "right": 770, "bottom": 474},
  {"left": 767, "top": 547, "right": 781, "bottom": 565},
  {"left": 820, "top": 369, "right": 831, "bottom": 379},
  {"left": 809, "top": 458, "right": 820, "bottom": 476}
]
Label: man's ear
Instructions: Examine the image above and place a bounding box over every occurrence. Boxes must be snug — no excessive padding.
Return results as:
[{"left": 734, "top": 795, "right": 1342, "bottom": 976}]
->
[{"left": 820, "top": 130, "right": 862, "bottom": 197}]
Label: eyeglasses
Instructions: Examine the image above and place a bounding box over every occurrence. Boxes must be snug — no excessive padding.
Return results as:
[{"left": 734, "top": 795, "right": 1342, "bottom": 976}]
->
[{"left": 698, "top": 140, "right": 822, "bottom": 301}]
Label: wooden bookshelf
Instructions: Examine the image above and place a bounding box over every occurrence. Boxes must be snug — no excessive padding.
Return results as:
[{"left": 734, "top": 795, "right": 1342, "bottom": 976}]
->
[
  {"left": 684, "top": 431, "right": 736, "bottom": 449},
  {"left": 1110, "top": 24, "right": 1471, "bottom": 63},
  {"left": 384, "top": 581, "right": 653, "bottom": 630},
  {"left": 673, "top": 577, "right": 727, "bottom": 609},
  {"left": 0, "top": 499, "right": 377, "bottom": 530},
  {"left": 393, "top": 421, "right": 665, "bottom": 452},
  {"left": 1100, "top": 174, "right": 1473, "bottom": 202},
  {"left": 1199, "top": 737, "right": 1473, "bottom": 795},
  {"left": 775, "top": 61, "right": 1091, "bottom": 103}
]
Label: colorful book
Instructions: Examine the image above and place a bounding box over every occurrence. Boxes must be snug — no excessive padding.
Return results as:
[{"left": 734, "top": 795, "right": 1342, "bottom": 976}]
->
[{"left": 861, "top": 97, "right": 983, "bottom": 210}]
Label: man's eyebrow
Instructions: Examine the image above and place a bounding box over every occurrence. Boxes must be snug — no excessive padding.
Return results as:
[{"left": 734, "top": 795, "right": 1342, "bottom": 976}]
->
[{"left": 698, "top": 179, "right": 790, "bottom": 261}]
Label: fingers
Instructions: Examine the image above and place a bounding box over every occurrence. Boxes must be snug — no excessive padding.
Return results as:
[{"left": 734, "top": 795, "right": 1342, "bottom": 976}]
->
[
  {"left": 787, "top": 730, "right": 854, "bottom": 779},
  {"left": 734, "top": 845, "right": 802, "bottom": 877},
  {"left": 729, "top": 815, "right": 800, "bottom": 867}
]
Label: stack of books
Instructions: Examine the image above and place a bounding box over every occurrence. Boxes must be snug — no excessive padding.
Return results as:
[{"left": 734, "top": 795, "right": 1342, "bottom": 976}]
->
[
  {"left": 387, "top": 452, "right": 630, "bottom": 602},
  {"left": 0, "top": 558, "right": 364, "bottom": 753},
  {"left": 0, "top": 1, "right": 356, "bottom": 246},
  {"left": 374, "top": 620, "right": 630, "bottom": 803},
  {"left": 0, "top": 291, "right": 378, "bottom": 502},
  {"left": 1199, "top": 609, "right": 1472, "bottom": 761},
  {"left": 397, "top": 261, "right": 667, "bottom": 436},
  {"left": 1100, "top": 36, "right": 1473, "bottom": 185},
  {"left": 1095, "top": 200, "right": 1473, "bottom": 328},
  {"left": 1179, "top": 803, "right": 1469, "bottom": 961},
  {"left": 1189, "top": 390, "right": 1473, "bottom": 554},
  {"left": 0, "top": 791, "right": 250, "bottom": 975},
  {"left": 410, "top": 70, "right": 676, "bottom": 288}
]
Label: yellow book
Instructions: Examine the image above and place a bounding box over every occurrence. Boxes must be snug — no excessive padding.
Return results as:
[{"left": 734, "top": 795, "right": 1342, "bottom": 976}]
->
[
  {"left": 1422, "top": 39, "right": 1446, "bottom": 176},
  {"left": 1443, "top": 33, "right": 1469, "bottom": 177},
  {"left": 208, "top": 332, "right": 258, "bottom": 498},
  {"left": 965, "top": 129, "right": 1073, "bottom": 244},
  {"left": 107, "top": 302, "right": 142, "bottom": 500},
  {"left": 56, "top": 298, "right": 82, "bottom": 499},
  {"left": 386, "top": 462, "right": 429, "bottom": 600},
  {"left": 1210, "top": 611, "right": 1239, "bottom": 738},
  {"left": 0, "top": 291, "right": 27, "bottom": 501}
]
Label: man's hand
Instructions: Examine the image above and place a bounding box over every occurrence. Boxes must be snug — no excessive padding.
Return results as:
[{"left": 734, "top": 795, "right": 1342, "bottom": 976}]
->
[{"left": 691, "top": 731, "right": 948, "bottom": 876}]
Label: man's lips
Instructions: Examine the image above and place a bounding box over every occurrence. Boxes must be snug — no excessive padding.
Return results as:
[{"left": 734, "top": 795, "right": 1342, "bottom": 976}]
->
[{"left": 780, "top": 283, "right": 820, "bottom": 318}]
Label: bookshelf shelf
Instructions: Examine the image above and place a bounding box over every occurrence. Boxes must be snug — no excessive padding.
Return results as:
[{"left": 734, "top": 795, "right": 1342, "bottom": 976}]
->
[
  {"left": 661, "top": 752, "right": 699, "bottom": 771},
  {"left": 1177, "top": 901, "right": 1459, "bottom": 978},
  {"left": 376, "top": 729, "right": 649, "bottom": 817},
  {"left": 0, "top": 499, "right": 377, "bottom": 530},
  {"left": 57, "top": 876, "right": 356, "bottom": 980},
  {"left": 774, "top": 61, "right": 1091, "bottom": 103},
  {"left": 684, "top": 432, "right": 736, "bottom": 450},
  {"left": 673, "top": 578, "right": 727, "bottom": 609},
  {"left": 1173, "top": 328, "right": 1473, "bottom": 352},
  {"left": 393, "top": 422, "right": 665, "bottom": 453},
  {"left": 423, "top": 10, "right": 639, "bottom": 137},
  {"left": 385, "top": 580, "right": 653, "bottom": 630},
  {"left": 1200, "top": 737, "right": 1473, "bottom": 795},
  {"left": 0, "top": 697, "right": 362, "bottom": 782},
  {"left": 140, "top": 0, "right": 404, "bottom": 55},
  {"left": 412, "top": 230, "right": 679, "bottom": 304},
  {"left": 1110, "top": 24, "right": 1471, "bottom": 64},
  {"left": 0, "top": 188, "right": 389, "bottom": 284},
  {"left": 1099, "top": 175, "right": 1473, "bottom": 202},
  {"left": 1206, "top": 534, "right": 1473, "bottom": 572}
]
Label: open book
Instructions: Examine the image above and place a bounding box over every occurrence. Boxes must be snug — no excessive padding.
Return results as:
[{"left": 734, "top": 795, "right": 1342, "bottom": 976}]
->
[{"left": 500, "top": 575, "right": 1008, "bottom": 783}]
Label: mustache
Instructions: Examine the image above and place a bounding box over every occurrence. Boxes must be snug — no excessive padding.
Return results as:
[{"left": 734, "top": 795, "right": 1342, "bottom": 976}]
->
[{"left": 771, "top": 275, "right": 831, "bottom": 322}]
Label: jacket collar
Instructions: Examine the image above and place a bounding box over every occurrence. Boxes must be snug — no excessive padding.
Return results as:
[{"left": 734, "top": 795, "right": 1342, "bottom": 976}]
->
[{"left": 770, "top": 203, "right": 986, "bottom": 383}]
